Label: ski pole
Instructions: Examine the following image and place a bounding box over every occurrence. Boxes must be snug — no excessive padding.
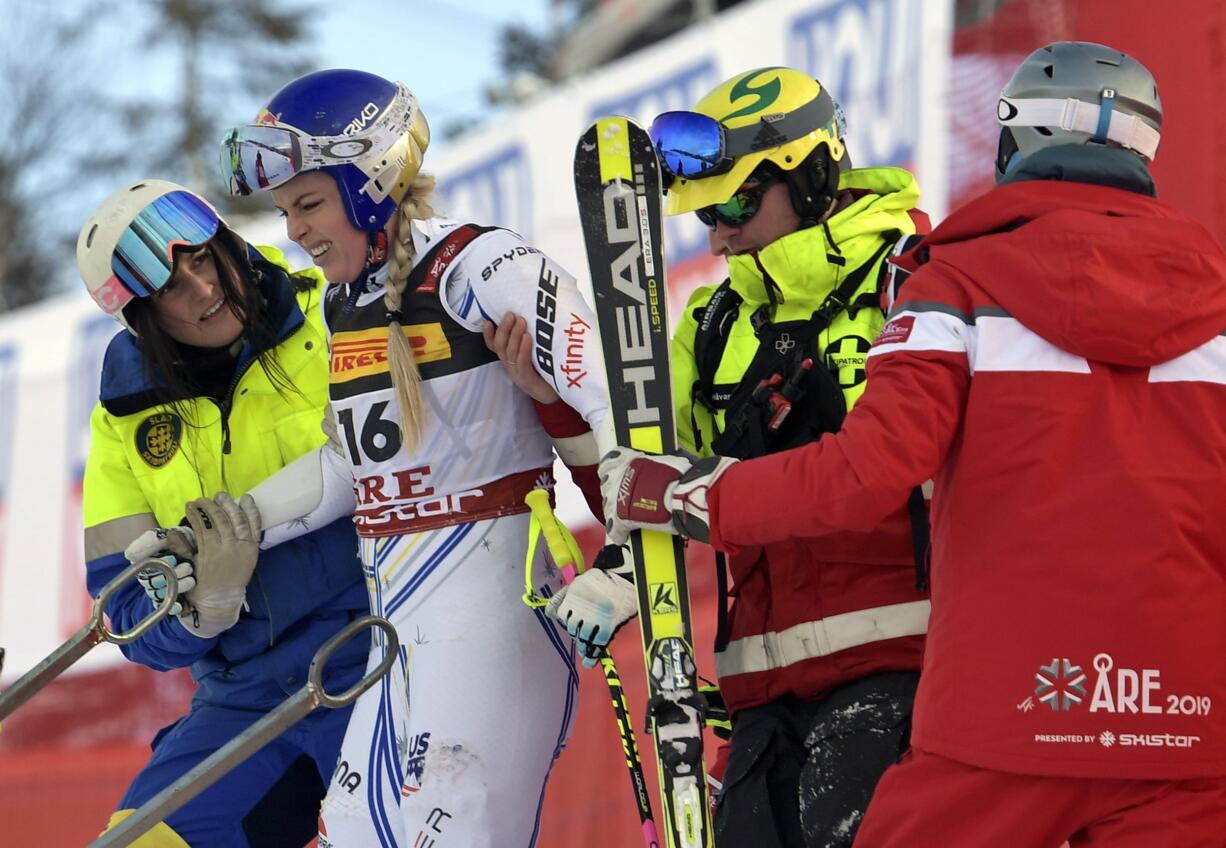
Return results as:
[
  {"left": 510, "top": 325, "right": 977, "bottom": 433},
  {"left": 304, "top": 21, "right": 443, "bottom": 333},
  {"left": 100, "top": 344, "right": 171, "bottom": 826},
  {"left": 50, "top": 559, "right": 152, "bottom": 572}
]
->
[
  {"left": 0, "top": 557, "right": 179, "bottom": 723},
  {"left": 90, "top": 615, "right": 397, "bottom": 848},
  {"left": 523, "top": 489, "right": 661, "bottom": 848}
]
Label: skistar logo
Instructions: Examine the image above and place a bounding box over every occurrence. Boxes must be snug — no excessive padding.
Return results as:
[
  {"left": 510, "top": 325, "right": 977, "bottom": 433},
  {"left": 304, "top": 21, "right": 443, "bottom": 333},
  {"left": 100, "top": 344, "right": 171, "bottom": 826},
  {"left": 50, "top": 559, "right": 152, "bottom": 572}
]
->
[
  {"left": 1027, "top": 653, "right": 1213, "bottom": 717},
  {"left": 875, "top": 315, "right": 915, "bottom": 347},
  {"left": 1105, "top": 731, "right": 1201, "bottom": 748}
]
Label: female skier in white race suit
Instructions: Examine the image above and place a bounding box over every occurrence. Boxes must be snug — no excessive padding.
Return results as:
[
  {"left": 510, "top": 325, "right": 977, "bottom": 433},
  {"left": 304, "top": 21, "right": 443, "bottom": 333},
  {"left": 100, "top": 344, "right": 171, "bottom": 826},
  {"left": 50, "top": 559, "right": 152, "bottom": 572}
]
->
[{"left": 218, "top": 69, "right": 609, "bottom": 847}]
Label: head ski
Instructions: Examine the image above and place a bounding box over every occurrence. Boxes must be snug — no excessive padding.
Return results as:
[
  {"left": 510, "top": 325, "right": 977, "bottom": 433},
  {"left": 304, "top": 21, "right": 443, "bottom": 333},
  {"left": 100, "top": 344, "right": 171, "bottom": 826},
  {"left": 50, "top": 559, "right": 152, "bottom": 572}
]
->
[{"left": 574, "top": 115, "right": 712, "bottom": 848}]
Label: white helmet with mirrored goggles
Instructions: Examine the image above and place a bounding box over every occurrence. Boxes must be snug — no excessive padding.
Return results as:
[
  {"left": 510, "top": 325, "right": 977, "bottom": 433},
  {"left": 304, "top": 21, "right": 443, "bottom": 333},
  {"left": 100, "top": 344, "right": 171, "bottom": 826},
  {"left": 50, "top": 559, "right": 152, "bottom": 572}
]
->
[
  {"left": 221, "top": 81, "right": 421, "bottom": 199},
  {"left": 77, "top": 180, "right": 223, "bottom": 330}
]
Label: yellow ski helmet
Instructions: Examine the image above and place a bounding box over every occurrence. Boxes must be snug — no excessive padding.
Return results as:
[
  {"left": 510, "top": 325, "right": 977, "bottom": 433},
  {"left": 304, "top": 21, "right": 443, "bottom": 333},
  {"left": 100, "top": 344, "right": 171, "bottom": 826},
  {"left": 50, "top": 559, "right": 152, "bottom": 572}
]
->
[{"left": 651, "top": 67, "right": 846, "bottom": 216}]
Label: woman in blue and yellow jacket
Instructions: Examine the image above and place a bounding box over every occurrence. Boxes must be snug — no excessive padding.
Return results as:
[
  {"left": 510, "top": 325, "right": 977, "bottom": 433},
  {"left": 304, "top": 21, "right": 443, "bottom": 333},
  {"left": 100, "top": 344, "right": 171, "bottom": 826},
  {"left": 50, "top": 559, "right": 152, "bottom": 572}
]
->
[{"left": 77, "top": 180, "right": 367, "bottom": 848}]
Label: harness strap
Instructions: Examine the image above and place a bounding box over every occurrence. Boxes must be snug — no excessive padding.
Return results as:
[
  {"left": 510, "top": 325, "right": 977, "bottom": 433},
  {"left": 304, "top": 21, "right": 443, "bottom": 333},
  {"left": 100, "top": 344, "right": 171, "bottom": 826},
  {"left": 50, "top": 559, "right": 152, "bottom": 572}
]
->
[
  {"left": 812, "top": 231, "right": 898, "bottom": 325},
  {"left": 882, "top": 233, "right": 927, "bottom": 314},
  {"left": 714, "top": 551, "right": 731, "bottom": 654},
  {"left": 689, "top": 281, "right": 743, "bottom": 453}
]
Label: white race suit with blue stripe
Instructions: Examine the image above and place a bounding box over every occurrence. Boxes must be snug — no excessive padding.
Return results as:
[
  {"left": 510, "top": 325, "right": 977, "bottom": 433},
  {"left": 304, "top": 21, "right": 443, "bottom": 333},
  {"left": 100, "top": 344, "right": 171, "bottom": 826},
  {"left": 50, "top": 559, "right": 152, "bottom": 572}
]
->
[{"left": 271, "top": 216, "right": 608, "bottom": 848}]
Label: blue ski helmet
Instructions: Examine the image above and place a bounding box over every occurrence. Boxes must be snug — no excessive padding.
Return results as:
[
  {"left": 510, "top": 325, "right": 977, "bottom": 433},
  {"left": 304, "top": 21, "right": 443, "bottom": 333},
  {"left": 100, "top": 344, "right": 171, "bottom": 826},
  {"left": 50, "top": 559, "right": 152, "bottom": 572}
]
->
[{"left": 221, "top": 69, "right": 430, "bottom": 232}]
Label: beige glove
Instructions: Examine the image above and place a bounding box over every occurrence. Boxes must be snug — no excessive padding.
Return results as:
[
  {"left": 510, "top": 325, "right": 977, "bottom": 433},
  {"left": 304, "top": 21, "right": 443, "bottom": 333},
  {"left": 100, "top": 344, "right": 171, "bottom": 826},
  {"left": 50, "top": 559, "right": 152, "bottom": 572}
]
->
[{"left": 179, "top": 492, "right": 262, "bottom": 639}]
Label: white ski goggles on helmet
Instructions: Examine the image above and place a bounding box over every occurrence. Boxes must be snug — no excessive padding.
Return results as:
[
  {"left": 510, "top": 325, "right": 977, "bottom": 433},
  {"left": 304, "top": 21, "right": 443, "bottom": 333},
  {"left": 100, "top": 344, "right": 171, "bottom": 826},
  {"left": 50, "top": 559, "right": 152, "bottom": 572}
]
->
[
  {"left": 220, "top": 83, "right": 420, "bottom": 196},
  {"left": 997, "top": 90, "right": 1161, "bottom": 160}
]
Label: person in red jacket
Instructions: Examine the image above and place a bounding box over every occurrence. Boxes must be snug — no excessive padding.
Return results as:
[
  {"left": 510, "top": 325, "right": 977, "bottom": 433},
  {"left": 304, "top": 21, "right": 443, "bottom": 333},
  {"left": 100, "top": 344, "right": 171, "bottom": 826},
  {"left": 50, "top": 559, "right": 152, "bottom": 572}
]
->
[{"left": 600, "top": 42, "right": 1226, "bottom": 847}]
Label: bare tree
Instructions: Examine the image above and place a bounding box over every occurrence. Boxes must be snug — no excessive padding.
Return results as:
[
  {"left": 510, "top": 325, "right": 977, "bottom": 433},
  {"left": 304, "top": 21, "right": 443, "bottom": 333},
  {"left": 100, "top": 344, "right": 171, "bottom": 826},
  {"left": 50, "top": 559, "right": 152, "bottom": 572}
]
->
[
  {"left": 0, "top": 4, "right": 104, "bottom": 312},
  {"left": 120, "top": 0, "right": 318, "bottom": 203},
  {"left": 0, "top": 0, "right": 319, "bottom": 314}
]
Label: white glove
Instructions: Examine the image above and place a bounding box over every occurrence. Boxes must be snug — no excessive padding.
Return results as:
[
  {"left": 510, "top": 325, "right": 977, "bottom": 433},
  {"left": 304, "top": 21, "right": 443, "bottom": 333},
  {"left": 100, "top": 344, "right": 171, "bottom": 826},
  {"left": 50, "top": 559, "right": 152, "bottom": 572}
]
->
[
  {"left": 546, "top": 545, "right": 638, "bottom": 668},
  {"left": 126, "top": 528, "right": 197, "bottom": 616},
  {"left": 598, "top": 448, "right": 738, "bottom": 545},
  {"left": 135, "top": 556, "right": 196, "bottom": 616},
  {"left": 179, "top": 492, "right": 262, "bottom": 639}
]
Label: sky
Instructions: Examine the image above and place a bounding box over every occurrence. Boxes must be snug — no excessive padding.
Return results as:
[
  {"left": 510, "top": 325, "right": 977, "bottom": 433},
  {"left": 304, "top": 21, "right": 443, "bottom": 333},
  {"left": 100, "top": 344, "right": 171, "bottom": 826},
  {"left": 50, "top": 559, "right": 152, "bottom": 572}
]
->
[
  {"left": 307, "top": 0, "right": 556, "bottom": 150},
  {"left": 5, "top": 0, "right": 556, "bottom": 302},
  {"left": 89, "top": 0, "right": 557, "bottom": 152}
]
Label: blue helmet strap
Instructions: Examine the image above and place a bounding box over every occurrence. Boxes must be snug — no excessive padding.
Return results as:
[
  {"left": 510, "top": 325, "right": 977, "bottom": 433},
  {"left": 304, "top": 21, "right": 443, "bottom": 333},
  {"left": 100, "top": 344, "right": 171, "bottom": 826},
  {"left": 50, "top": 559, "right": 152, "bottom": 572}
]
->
[{"left": 1093, "top": 88, "right": 1117, "bottom": 145}]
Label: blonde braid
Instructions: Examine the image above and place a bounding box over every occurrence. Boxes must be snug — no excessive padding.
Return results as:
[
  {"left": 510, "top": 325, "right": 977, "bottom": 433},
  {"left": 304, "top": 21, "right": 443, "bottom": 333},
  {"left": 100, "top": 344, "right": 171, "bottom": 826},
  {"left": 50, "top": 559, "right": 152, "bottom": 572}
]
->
[{"left": 383, "top": 175, "right": 437, "bottom": 454}]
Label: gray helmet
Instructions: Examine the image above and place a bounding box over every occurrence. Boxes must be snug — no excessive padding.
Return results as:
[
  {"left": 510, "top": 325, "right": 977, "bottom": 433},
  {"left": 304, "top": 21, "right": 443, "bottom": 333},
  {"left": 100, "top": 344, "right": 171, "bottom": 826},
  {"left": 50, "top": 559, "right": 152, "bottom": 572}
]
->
[{"left": 995, "top": 41, "right": 1162, "bottom": 182}]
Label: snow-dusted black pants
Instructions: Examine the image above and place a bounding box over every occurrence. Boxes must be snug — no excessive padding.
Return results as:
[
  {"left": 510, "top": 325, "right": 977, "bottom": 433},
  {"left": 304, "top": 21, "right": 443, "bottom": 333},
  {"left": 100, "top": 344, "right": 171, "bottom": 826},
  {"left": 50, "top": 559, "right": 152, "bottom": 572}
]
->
[{"left": 714, "top": 671, "right": 919, "bottom": 848}]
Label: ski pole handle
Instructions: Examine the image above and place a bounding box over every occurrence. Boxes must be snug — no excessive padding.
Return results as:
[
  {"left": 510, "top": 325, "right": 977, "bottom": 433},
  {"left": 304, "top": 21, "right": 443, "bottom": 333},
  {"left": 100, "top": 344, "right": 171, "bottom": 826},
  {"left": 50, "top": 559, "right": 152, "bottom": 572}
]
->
[
  {"left": 90, "top": 615, "right": 397, "bottom": 848},
  {"left": 0, "top": 557, "right": 178, "bottom": 723},
  {"left": 525, "top": 488, "right": 584, "bottom": 580}
]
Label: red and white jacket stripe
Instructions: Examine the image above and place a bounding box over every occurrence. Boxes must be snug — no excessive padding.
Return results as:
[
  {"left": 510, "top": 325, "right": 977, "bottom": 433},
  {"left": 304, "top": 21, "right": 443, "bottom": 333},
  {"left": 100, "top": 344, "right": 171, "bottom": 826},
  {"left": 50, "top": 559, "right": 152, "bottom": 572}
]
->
[{"left": 709, "top": 179, "right": 1226, "bottom": 780}]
